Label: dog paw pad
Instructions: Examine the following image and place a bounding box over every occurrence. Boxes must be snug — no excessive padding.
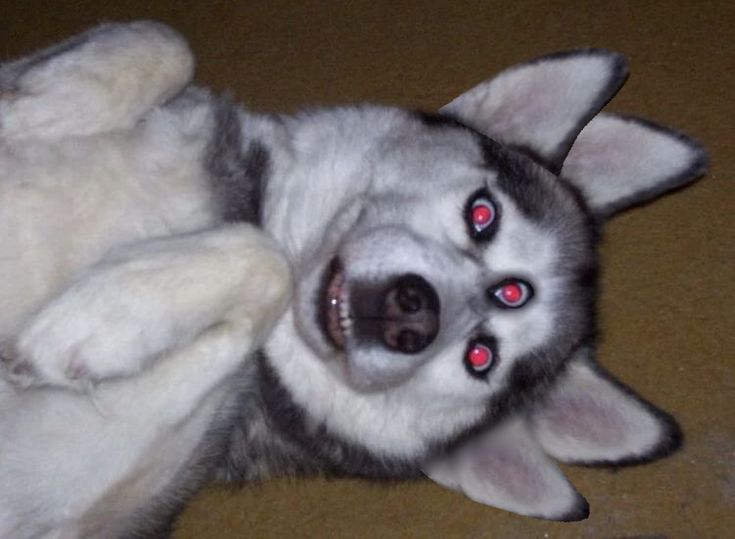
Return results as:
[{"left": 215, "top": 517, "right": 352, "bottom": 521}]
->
[
  {"left": 0, "top": 344, "right": 37, "bottom": 388},
  {"left": 65, "top": 359, "right": 90, "bottom": 381}
]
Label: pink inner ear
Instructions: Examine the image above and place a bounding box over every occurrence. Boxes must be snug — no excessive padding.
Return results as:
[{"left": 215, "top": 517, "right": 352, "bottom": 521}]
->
[
  {"left": 561, "top": 113, "right": 706, "bottom": 216},
  {"left": 538, "top": 393, "right": 627, "bottom": 445},
  {"left": 484, "top": 75, "right": 567, "bottom": 139},
  {"left": 470, "top": 445, "right": 543, "bottom": 505},
  {"left": 564, "top": 119, "right": 644, "bottom": 173}
]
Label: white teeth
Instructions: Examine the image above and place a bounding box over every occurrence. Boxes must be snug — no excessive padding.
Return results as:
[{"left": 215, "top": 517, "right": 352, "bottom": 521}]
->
[
  {"left": 338, "top": 287, "right": 352, "bottom": 335},
  {"left": 325, "top": 265, "right": 352, "bottom": 349}
]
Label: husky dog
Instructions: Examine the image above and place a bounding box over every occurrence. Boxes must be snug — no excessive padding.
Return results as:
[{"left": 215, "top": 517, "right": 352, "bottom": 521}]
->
[{"left": 0, "top": 22, "right": 706, "bottom": 538}]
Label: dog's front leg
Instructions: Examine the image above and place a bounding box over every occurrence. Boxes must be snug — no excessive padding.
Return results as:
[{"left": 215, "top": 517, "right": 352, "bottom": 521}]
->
[
  {"left": 1, "top": 224, "right": 291, "bottom": 390},
  {"left": 0, "top": 21, "right": 193, "bottom": 140}
]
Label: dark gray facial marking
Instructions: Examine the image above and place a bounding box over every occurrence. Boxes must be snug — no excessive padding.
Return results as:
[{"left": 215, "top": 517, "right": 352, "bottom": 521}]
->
[
  {"left": 480, "top": 138, "right": 555, "bottom": 223},
  {"left": 414, "top": 110, "right": 569, "bottom": 225},
  {"left": 206, "top": 98, "right": 270, "bottom": 224},
  {"left": 415, "top": 110, "right": 471, "bottom": 131}
]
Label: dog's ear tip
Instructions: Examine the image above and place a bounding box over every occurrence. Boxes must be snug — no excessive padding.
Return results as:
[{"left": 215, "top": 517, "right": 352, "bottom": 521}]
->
[
  {"left": 557, "top": 493, "right": 590, "bottom": 522},
  {"left": 694, "top": 151, "right": 709, "bottom": 177},
  {"left": 535, "top": 46, "right": 626, "bottom": 60},
  {"left": 529, "top": 490, "right": 589, "bottom": 522},
  {"left": 604, "top": 373, "right": 685, "bottom": 467},
  {"left": 684, "top": 135, "right": 709, "bottom": 177},
  {"left": 608, "top": 51, "right": 630, "bottom": 86},
  {"left": 636, "top": 113, "right": 710, "bottom": 170},
  {"left": 581, "top": 415, "right": 683, "bottom": 468},
  {"left": 542, "top": 47, "right": 629, "bottom": 75},
  {"left": 597, "top": 48, "right": 628, "bottom": 69},
  {"left": 638, "top": 408, "right": 684, "bottom": 464}
]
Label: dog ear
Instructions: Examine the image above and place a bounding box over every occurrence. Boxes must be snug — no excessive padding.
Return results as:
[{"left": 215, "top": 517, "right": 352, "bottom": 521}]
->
[
  {"left": 423, "top": 416, "right": 589, "bottom": 521},
  {"left": 560, "top": 113, "right": 707, "bottom": 218},
  {"left": 440, "top": 49, "right": 628, "bottom": 174},
  {"left": 529, "top": 348, "right": 682, "bottom": 466}
]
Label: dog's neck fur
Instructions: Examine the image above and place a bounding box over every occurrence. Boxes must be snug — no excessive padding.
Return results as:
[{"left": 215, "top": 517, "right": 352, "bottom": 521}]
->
[{"left": 214, "top": 356, "right": 424, "bottom": 483}]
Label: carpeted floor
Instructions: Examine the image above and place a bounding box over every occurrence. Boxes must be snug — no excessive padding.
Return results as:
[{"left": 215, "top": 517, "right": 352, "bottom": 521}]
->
[{"left": 3, "top": 1, "right": 733, "bottom": 537}]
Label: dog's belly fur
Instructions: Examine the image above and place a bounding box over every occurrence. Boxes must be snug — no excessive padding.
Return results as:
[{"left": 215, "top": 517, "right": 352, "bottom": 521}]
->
[
  {"left": 0, "top": 103, "right": 217, "bottom": 338},
  {"left": 0, "top": 100, "right": 239, "bottom": 537},
  {"left": 0, "top": 81, "right": 299, "bottom": 535},
  {"left": 0, "top": 376, "right": 228, "bottom": 538}
]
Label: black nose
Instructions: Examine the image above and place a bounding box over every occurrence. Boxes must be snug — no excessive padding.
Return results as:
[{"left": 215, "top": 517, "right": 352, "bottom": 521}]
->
[{"left": 381, "top": 274, "right": 440, "bottom": 354}]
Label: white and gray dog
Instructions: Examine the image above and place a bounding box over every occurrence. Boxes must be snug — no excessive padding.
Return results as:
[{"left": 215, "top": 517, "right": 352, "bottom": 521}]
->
[{"left": 0, "top": 22, "right": 706, "bottom": 538}]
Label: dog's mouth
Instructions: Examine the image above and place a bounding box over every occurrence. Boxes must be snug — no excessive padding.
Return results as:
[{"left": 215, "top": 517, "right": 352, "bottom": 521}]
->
[{"left": 318, "top": 258, "right": 352, "bottom": 351}]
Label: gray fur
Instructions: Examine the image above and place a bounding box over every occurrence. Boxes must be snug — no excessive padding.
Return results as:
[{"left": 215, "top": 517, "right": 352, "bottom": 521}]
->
[{"left": 206, "top": 99, "right": 269, "bottom": 225}]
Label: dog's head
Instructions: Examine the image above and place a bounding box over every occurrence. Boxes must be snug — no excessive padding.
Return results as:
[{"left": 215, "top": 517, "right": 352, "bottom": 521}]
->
[{"left": 259, "top": 50, "right": 705, "bottom": 519}]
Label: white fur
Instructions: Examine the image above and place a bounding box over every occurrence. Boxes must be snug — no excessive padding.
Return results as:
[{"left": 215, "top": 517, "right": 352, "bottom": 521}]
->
[
  {"left": 0, "top": 24, "right": 291, "bottom": 537},
  {"left": 0, "top": 320, "right": 276, "bottom": 538},
  {"left": 0, "top": 92, "right": 217, "bottom": 339},
  {"left": 0, "top": 21, "right": 193, "bottom": 140},
  {"left": 268, "top": 311, "right": 488, "bottom": 458},
  {"left": 0, "top": 225, "right": 290, "bottom": 537}
]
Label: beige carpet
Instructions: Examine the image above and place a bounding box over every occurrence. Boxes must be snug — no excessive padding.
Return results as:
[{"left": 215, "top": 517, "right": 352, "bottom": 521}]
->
[{"left": 3, "top": 1, "right": 733, "bottom": 537}]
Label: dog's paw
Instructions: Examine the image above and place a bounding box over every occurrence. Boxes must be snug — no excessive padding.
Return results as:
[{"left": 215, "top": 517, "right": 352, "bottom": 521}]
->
[
  {"left": 1, "top": 333, "right": 129, "bottom": 392},
  {"left": 0, "top": 342, "right": 39, "bottom": 388},
  {"left": 0, "top": 339, "right": 98, "bottom": 390},
  {"left": 4, "top": 275, "right": 172, "bottom": 390}
]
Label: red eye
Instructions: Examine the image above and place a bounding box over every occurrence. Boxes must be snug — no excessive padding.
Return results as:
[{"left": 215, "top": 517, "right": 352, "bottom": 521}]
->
[
  {"left": 467, "top": 343, "right": 493, "bottom": 372},
  {"left": 470, "top": 197, "right": 495, "bottom": 233},
  {"left": 493, "top": 280, "right": 532, "bottom": 308}
]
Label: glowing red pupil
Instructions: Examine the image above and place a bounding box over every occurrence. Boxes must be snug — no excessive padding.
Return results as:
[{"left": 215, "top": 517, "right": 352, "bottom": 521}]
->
[
  {"left": 501, "top": 283, "right": 523, "bottom": 304},
  {"left": 468, "top": 345, "right": 492, "bottom": 368},
  {"left": 472, "top": 204, "right": 493, "bottom": 226}
]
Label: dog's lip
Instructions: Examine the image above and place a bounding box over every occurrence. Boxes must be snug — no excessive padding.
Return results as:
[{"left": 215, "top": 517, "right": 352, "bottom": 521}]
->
[{"left": 318, "top": 258, "right": 351, "bottom": 351}]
